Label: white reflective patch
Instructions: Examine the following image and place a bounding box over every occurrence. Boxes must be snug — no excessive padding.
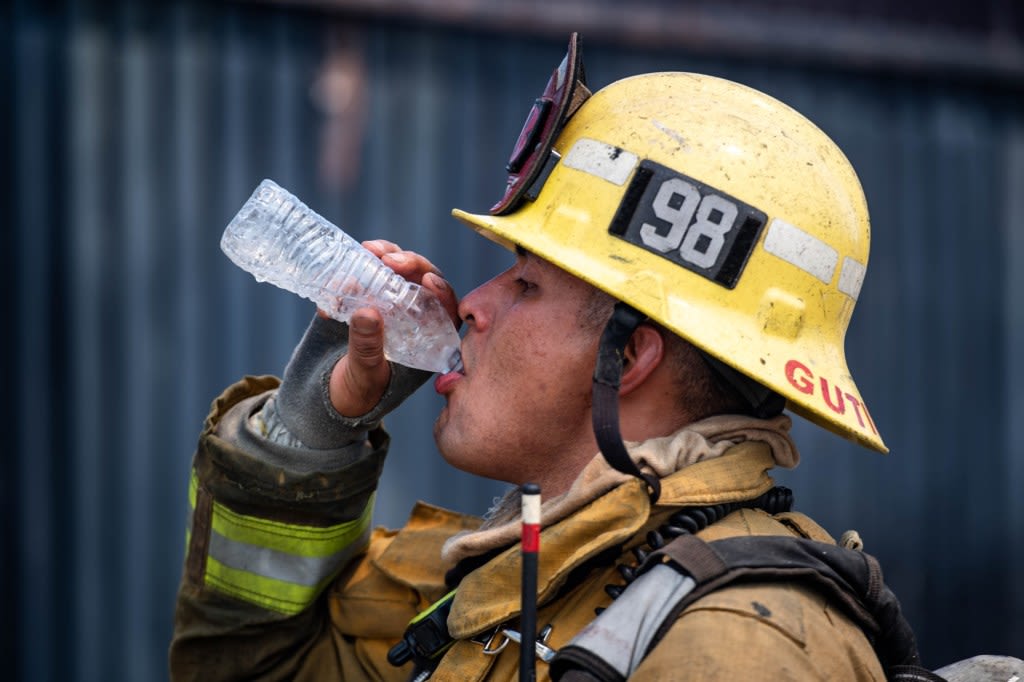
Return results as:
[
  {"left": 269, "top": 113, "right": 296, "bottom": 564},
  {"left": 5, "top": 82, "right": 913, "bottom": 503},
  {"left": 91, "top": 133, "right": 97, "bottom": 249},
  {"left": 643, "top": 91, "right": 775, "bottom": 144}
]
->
[
  {"left": 763, "top": 218, "right": 838, "bottom": 284},
  {"left": 837, "top": 256, "right": 867, "bottom": 300},
  {"left": 562, "top": 138, "right": 638, "bottom": 186},
  {"left": 566, "top": 563, "right": 697, "bottom": 677},
  {"left": 522, "top": 492, "right": 541, "bottom": 524}
]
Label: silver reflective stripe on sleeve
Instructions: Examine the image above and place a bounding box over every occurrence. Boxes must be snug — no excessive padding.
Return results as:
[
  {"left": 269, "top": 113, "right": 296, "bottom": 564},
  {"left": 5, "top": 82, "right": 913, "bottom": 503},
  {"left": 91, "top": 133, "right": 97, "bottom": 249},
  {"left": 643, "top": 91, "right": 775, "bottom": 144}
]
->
[
  {"left": 207, "top": 522, "right": 370, "bottom": 589},
  {"left": 565, "top": 564, "right": 697, "bottom": 677}
]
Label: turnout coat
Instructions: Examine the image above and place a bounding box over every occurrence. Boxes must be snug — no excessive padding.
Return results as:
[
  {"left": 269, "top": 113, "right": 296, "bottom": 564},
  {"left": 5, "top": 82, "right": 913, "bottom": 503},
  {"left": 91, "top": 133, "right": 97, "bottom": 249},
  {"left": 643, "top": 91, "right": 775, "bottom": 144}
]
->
[{"left": 170, "top": 375, "right": 884, "bottom": 681}]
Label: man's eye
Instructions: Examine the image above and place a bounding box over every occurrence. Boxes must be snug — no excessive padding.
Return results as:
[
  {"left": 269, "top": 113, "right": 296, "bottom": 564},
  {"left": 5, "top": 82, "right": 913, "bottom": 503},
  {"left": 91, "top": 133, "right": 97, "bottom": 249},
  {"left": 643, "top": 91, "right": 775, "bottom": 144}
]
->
[{"left": 515, "top": 278, "right": 536, "bottom": 293}]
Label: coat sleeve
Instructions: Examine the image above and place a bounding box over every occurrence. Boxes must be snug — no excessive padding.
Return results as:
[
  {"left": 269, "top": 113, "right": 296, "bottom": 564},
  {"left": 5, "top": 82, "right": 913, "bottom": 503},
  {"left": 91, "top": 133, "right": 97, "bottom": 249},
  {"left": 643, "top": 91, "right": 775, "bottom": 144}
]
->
[
  {"left": 169, "top": 374, "right": 403, "bottom": 680},
  {"left": 169, "top": 316, "right": 434, "bottom": 681}
]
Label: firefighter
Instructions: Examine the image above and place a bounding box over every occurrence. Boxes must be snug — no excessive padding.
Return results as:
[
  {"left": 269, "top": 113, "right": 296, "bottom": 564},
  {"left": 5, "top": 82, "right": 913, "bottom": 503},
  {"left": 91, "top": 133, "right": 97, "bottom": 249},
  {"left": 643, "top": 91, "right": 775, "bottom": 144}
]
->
[{"left": 171, "top": 35, "right": 892, "bottom": 680}]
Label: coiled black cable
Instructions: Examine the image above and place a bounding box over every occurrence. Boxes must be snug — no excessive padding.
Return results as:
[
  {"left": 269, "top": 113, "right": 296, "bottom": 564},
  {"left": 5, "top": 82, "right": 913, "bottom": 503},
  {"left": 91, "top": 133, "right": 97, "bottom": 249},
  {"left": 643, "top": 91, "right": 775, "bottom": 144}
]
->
[{"left": 599, "top": 486, "right": 794, "bottom": 608}]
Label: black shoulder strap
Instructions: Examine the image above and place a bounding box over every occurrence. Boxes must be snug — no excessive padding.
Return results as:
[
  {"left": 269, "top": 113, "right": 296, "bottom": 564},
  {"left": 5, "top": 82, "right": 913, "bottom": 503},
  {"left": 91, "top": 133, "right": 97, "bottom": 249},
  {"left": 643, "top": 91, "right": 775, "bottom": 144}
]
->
[{"left": 550, "top": 534, "right": 946, "bottom": 682}]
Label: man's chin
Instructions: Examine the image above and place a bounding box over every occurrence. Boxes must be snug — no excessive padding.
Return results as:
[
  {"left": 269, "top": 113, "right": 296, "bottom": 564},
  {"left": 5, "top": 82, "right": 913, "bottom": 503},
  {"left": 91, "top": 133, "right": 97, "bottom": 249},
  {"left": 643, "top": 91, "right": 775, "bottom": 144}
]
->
[
  {"left": 432, "top": 408, "right": 449, "bottom": 444},
  {"left": 434, "top": 433, "right": 486, "bottom": 477},
  {"left": 432, "top": 415, "right": 459, "bottom": 466}
]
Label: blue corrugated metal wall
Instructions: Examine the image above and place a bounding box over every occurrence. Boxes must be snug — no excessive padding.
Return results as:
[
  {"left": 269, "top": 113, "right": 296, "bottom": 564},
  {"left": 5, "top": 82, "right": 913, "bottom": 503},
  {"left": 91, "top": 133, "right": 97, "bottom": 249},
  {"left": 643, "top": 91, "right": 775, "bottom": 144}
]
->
[{"left": 7, "top": 1, "right": 1023, "bottom": 680}]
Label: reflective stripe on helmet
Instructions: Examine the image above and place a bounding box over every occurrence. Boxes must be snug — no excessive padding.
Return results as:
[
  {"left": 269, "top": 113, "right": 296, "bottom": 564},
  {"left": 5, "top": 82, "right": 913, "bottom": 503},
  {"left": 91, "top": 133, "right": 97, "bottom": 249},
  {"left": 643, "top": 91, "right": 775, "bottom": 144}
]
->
[{"left": 187, "top": 470, "right": 373, "bottom": 614}]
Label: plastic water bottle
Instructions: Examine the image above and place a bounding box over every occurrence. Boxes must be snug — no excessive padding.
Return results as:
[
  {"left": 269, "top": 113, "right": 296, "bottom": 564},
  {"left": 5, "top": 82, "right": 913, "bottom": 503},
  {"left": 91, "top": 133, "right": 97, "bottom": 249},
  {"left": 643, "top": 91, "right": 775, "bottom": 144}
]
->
[{"left": 220, "top": 179, "right": 462, "bottom": 373}]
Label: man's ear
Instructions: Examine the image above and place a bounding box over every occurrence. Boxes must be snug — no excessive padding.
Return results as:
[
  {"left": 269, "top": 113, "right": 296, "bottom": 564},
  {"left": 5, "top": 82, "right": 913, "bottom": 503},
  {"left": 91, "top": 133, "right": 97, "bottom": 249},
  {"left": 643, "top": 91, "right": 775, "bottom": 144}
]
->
[{"left": 620, "top": 324, "right": 665, "bottom": 396}]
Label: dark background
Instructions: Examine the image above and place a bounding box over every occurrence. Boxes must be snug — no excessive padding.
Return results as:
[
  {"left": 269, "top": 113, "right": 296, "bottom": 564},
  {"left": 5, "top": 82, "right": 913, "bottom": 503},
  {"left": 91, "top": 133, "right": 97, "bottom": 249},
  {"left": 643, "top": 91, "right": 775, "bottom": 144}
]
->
[{"left": 4, "top": 0, "right": 1022, "bottom": 679}]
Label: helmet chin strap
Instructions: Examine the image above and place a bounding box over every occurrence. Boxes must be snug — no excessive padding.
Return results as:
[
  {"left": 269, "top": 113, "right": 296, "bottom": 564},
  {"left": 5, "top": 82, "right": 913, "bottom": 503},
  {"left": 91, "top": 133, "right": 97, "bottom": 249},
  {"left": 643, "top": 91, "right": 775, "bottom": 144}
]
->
[
  {"left": 592, "top": 302, "right": 662, "bottom": 504},
  {"left": 591, "top": 302, "right": 786, "bottom": 504}
]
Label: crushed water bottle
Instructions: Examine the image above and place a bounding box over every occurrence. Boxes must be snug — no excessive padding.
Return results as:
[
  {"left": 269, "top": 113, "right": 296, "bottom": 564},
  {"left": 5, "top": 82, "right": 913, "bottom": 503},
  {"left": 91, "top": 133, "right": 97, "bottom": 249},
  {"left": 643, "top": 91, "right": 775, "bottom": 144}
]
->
[{"left": 220, "top": 179, "right": 462, "bottom": 373}]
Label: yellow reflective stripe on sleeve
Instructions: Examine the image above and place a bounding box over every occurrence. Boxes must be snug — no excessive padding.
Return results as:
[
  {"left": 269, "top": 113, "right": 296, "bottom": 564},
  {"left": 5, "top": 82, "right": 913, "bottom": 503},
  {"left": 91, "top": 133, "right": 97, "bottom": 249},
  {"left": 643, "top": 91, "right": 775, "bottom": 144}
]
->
[
  {"left": 188, "top": 469, "right": 375, "bottom": 615},
  {"left": 209, "top": 490, "right": 373, "bottom": 557},
  {"left": 204, "top": 556, "right": 336, "bottom": 615}
]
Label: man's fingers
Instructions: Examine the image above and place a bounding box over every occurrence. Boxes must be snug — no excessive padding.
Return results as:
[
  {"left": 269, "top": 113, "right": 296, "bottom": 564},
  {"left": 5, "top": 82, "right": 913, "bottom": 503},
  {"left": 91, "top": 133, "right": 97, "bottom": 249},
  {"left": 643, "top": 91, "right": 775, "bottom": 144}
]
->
[
  {"left": 423, "top": 272, "right": 461, "bottom": 328},
  {"left": 380, "top": 250, "right": 443, "bottom": 284},
  {"left": 363, "top": 240, "right": 450, "bottom": 297},
  {"left": 362, "top": 239, "right": 400, "bottom": 257}
]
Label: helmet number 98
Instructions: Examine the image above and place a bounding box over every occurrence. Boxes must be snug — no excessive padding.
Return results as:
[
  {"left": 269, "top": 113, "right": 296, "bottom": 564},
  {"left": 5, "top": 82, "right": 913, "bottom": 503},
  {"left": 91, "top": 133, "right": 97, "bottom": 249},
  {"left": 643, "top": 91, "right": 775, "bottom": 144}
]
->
[
  {"left": 609, "top": 160, "right": 766, "bottom": 288},
  {"left": 640, "top": 178, "right": 738, "bottom": 269}
]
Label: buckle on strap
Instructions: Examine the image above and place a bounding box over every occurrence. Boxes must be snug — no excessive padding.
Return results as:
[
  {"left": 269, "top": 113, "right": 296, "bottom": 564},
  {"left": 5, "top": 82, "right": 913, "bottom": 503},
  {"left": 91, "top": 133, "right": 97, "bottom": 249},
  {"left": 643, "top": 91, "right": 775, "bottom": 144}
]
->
[{"left": 477, "top": 624, "right": 557, "bottom": 663}]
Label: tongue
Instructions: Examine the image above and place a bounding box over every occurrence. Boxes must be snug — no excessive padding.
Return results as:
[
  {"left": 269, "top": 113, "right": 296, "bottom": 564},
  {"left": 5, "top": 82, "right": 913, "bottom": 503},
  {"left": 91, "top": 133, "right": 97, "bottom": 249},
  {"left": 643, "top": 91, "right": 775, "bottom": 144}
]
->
[{"left": 434, "top": 371, "right": 461, "bottom": 395}]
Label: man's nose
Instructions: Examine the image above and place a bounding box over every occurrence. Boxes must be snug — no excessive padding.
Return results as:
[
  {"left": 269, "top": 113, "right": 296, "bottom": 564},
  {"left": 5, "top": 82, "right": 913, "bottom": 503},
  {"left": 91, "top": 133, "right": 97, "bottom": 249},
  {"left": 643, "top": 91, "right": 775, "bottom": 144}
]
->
[{"left": 457, "top": 279, "right": 495, "bottom": 332}]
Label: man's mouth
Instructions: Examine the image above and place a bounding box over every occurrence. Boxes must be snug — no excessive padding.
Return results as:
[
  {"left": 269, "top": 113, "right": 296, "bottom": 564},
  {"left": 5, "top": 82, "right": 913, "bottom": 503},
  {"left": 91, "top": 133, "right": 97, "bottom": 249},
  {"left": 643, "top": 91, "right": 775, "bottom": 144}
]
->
[
  {"left": 434, "top": 369, "right": 463, "bottom": 395},
  {"left": 434, "top": 354, "right": 466, "bottom": 395}
]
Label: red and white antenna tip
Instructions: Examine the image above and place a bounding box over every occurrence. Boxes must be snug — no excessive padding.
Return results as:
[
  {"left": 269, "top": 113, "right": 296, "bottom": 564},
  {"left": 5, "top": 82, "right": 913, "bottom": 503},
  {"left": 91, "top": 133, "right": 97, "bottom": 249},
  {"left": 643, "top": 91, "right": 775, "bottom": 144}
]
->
[
  {"left": 521, "top": 484, "right": 541, "bottom": 523},
  {"left": 521, "top": 483, "right": 541, "bottom": 552}
]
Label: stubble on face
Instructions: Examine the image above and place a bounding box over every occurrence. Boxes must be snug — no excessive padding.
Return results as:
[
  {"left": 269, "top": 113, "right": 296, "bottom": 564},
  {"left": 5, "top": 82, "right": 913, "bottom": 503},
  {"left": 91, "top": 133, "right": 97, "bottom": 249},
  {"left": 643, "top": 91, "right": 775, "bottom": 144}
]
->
[{"left": 433, "top": 255, "right": 608, "bottom": 492}]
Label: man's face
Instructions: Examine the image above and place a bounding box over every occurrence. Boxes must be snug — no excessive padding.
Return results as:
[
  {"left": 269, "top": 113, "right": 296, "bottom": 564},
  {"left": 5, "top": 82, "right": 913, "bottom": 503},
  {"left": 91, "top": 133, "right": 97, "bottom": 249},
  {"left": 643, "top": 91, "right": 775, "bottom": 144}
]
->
[{"left": 433, "top": 250, "right": 605, "bottom": 491}]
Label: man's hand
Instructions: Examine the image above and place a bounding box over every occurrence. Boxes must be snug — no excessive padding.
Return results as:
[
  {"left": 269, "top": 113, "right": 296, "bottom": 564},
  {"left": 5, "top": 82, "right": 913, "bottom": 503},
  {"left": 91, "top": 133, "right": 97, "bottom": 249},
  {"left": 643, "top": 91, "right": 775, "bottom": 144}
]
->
[{"left": 324, "top": 240, "right": 459, "bottom": 417}]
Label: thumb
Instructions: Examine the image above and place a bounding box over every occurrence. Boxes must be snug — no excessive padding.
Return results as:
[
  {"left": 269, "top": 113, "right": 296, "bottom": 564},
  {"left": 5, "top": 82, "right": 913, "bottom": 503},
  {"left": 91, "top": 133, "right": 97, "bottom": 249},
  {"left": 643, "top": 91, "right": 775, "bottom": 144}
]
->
[
  {"left": 348, "top": 310, "right": 387, "bottom": 367},
  {"left": 330, "top": 308, "right": 391, "bottom": 416}
]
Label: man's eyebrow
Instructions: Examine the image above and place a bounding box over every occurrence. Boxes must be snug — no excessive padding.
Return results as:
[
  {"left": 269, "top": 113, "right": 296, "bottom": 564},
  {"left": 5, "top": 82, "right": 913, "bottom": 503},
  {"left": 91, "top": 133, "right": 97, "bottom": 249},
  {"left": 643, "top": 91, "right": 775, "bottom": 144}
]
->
[{"left": 515, "top": 244, "right": 528, "bottom": 257}]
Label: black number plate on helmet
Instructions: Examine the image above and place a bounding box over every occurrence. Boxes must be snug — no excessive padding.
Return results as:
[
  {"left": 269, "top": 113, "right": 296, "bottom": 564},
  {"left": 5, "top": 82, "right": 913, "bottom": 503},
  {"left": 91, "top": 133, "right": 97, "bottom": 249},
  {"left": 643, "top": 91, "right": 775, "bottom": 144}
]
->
[{"left": 608, "top": 160, "right": 767, "bottom": 289}]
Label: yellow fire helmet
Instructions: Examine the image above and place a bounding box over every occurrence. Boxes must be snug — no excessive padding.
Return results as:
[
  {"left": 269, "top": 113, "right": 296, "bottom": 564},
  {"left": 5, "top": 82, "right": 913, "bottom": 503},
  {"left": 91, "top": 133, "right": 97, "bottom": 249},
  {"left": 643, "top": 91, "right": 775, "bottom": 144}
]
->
[{"left": 452, "top": 34, "right": 886, "bottom": 455}]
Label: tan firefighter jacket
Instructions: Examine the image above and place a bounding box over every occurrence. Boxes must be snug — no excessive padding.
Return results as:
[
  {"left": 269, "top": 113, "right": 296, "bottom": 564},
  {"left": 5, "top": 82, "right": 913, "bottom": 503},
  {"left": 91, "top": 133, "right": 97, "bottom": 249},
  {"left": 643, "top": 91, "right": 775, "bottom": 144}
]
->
[{"left": 170, "top": 375, "right": 885, "bottom": 681}]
